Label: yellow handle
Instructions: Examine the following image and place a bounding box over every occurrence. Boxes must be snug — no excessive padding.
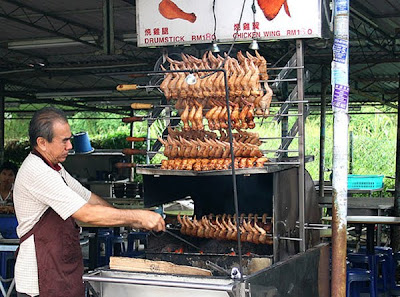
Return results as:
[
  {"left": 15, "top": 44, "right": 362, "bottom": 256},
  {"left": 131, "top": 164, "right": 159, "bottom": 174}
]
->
[
  {"left": 116, "top": 84, "right": 138, "bottom": 91},
  {"left": 131, "top": 103, "right": 153, "bottom": 109}
]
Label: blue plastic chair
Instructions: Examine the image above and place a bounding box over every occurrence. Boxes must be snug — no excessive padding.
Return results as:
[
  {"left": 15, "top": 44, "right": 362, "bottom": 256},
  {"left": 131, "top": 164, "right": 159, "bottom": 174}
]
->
[
  {"left": 347, "top": 268, "right": 377, "bottom": 297},
  {"left": 347, "top": 253, "right": 378, "bottom": 297}
]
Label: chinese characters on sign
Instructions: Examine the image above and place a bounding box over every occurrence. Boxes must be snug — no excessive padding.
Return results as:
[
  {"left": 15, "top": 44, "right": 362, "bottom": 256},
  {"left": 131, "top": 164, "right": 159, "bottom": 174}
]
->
[{"left": 136, "top": 0, "right": 323, "bottom": 47}]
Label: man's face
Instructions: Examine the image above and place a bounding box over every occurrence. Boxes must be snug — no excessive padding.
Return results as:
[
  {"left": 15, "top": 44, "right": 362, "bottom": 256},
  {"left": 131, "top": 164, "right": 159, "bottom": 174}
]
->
[
  {"left": 42, "top": 121, "right": 73, "bottom": 164},
  {"left": 0, "top": 169, "right": 15, "bottom": 187}
]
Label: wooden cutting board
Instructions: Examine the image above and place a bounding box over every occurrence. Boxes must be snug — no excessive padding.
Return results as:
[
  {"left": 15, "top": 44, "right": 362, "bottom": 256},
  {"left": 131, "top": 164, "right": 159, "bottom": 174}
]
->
[{"left": 109, "top": 257, "right": 212, "bottom": 276}]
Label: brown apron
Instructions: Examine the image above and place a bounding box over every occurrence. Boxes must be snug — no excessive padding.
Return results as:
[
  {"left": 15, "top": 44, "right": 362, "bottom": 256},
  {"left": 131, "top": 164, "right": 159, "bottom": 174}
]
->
[
  {"left": 17, "top": 150, "right": 85, "bottom": 297},
  {"left": 19, "top": 208, "right": 85, "bottom": 297}
]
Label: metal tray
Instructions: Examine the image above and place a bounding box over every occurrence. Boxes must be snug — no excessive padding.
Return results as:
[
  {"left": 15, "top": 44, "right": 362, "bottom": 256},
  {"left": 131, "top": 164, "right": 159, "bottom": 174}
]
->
[{"left": 136, "top": 163, "right": 296, "bottom": 177}]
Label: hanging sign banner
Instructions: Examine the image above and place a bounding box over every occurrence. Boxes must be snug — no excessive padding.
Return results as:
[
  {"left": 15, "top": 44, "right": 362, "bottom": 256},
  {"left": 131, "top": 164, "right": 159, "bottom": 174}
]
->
[{"left": 136, "top": 0, "right": 324, "bottom": 47}]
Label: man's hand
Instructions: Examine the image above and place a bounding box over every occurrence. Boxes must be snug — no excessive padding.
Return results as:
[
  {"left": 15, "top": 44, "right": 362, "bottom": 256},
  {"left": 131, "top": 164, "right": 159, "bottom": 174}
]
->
[{"left": 134, "top": 209, "right": 165, "bottom": 232}]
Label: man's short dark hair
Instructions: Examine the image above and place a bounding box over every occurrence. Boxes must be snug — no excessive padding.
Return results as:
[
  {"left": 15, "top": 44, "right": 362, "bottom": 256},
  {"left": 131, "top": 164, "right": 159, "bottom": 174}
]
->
[
  {"left": 29, "top": 107, "right": 69, "bottom": 148},
  {"left": 0, "top": 161, "right": 18, "bottom": 175}
]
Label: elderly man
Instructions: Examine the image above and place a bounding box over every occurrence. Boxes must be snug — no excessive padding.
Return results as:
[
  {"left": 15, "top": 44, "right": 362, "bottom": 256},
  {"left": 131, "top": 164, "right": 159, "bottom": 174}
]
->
[{"left": 13, "top": 107, "right": 165, "bottom": 297}]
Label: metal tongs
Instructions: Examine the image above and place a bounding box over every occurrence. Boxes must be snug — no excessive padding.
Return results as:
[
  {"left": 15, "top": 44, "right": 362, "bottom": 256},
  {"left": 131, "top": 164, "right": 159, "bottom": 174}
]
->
[
  {"left": 205, "top": 261, "right": 242, "bottom": 279},
  {"left": 163, "top": 229, "right": 201, "bottom": 251}
]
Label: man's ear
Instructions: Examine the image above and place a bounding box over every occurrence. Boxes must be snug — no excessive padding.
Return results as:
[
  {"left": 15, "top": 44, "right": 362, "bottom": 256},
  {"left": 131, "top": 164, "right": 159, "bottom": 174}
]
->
[{"left": 36, "top": 137, "right": 47, "bottom": 151}]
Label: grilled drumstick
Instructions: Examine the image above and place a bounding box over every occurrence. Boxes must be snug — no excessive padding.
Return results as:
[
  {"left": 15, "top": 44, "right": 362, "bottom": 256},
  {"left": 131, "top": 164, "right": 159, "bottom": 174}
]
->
[
  {"left": 215, "top": 215, "right": 227, "bottom": 240},
  {"left": 160, "top": 65, "right": 173, "bottom": 100},
  {"left": 194, "top": 100, "right": 204, "bottom": 130},
  {"left": 188, "top": 105, "right": 197, "bottom": 130},
  {"left": 222, "top": 214, "right": 233, "bottom": 240},
  {"left": 262, "top": 213, "right": 272, "bottom": 233},
  {"left": 181, "top": 103, "right": 190, "bottom": 131},
  {"left": 253, "top": 214, "right": 268, "bottom": 244},
  {"left": 177, "top": 214, "right": 186, "bottom": 235},
  {"left": 193, "top": 216, "right": 205, "bottom": 238},
  {"left": 228, "top": 215, "right": 238, "bottom": 241}
]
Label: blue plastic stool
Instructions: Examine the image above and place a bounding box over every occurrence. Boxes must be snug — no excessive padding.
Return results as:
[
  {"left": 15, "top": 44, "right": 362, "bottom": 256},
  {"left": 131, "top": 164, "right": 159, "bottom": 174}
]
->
[
  {"left": 123, "top": 232, "right": 148, "bottom": 257},
  {"left": 359, "top": 246, "right": 393, "bottom": 293},
  {"left": 374, "top": 246, "right": 394, "bottom": 292},
  {"left": 347, "top": 253, "right": 378, "bottom": 297},
  {"left": 113, "top": 235, "right": 126, "bottom": 255},
  {"left": 392, "top": 252, "right": 400, "bottom": 294},
  {"left": 97, "top": 229, "right": 113, "bottom": 267},
  {"left": 0, "top": 251, "right": 15, "bottom": 291},
  {"left": 347, "top": 268, "right": 376, "bottom": 297}
]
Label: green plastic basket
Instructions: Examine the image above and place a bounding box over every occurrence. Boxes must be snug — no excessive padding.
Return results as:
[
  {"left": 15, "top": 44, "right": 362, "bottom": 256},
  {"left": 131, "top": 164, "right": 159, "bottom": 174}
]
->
[{"left": 347, "top": 174, "right": 384, "bottom": 190}]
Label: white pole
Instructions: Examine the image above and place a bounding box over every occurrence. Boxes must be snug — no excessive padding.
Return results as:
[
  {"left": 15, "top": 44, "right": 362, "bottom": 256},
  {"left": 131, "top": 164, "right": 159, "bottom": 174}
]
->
[{"left": 331, "top": 0, "right": 350, "bottom": 296}]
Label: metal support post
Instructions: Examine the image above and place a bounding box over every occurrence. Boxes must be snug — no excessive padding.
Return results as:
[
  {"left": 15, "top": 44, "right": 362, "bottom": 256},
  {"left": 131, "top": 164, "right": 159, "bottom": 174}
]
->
[
  {"left": 103, "top": 0, "right": 115, "bottom": 55},
  {"left": 331, "top": 0, "right": 350, "bottom": 296},
  {"left": 392, "top": 72, "right": 400, "bottom": 252},
  {"left": 349, "top": 130, "right": 353, "bottom": 174},
  {"left": 281, "top": 82, "right": 289, "bottom": 159},
  {"left": 296, "top": 39, "right": 306, "bottom": 252},
  {"left": 130, "top": 109, "right": 135, "bottom": 182},
  {"left": 319, "top": 66, "right": 328, "bottom": 198},
  {"left": 0, "top": 82, "right": 4, "bottom": 165}
]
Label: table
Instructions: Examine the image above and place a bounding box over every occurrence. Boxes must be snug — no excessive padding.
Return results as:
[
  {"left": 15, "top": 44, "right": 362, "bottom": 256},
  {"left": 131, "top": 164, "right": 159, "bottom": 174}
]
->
[
  {"left": 0, "top": 243, "right": 18, "bottom": 297},
  {"left": 323, "top": 216, "right": 400, "bottom": 254},
  {"left": 319, "top": 198, "right": 394, "bottom": 245}
]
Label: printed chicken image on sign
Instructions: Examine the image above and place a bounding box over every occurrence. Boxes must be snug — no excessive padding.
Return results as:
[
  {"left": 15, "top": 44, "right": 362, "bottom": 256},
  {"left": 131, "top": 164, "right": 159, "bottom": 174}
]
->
[
  {"left": 159, "top": 0, "right": 197, "bottom": 23},
  {"left": 257, "top": 0, "right": 291, "bottom": 21},
  {"left": 136, "top": 0, "right": 323, "bottom": 47}
]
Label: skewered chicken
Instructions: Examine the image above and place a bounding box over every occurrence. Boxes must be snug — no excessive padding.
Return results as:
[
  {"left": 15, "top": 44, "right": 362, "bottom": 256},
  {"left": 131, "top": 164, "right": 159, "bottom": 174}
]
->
[
  {"left": 176, "top": 213, "right": 272, "bottom": 244},
  {"left": 159, "top": 132, "right": 263, "bottom": 159},
  {"left": 181, "top": 103, "right": 190, "bottom": 131},
  {"left": 188, "top": 104, "right": 197, "bottom": 130},
  {"left": 257, "top": 81, "right": 274, "bottom": 116},
  {"left": 167, "top": 126, "right": 217, "bottom": 141},
  {"left": 160, "top": 65, "right": 173, "bottom": 100},
  {"left": 159, "top": 51, "right": 272, "bottom": 114}
]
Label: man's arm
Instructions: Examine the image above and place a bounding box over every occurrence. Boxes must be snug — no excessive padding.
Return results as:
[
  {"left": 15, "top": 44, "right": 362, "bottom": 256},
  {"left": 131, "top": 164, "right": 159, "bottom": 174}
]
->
[
  {"left": 88, "top": 192, "right": 112, "bottom": 207},
  {"left": 72, "top": 203, "right": 165, "bottom": 232}
]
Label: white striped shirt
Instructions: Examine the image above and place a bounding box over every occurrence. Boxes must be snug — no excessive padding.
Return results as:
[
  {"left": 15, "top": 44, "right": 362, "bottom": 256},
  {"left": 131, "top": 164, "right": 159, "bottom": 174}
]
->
[{"left": 13, "top": 153, "right": 91, "bottom": 296}]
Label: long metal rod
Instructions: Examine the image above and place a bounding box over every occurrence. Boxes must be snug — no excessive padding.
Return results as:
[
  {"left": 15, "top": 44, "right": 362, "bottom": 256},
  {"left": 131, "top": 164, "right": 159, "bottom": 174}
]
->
[
  {"left": 260, "top": 78, "right": 298, "bottom": 83},
  {"left": 331, "top": 0, "right": 350, "bottom": 295},
  {"left": 392, "top": 72, "right": 400, "bottom": 250},
  {"left": 0, "top": 82, "right": 4, "bottom": 164},
  {"left": 319, "top": 65, "right": 328, "bottom": 199},
  {"left": 261, "top": 136, "right": 299, "bottom": 140},
  {"left": 163, "top": 230, "right": 201, "bottom": 250},
  {"left": 279, "top": 236, "right": 303, "bottom": 242},
  {"left": 267, "top": 66, "right": 304, "bottom": 71},
  {"left": 222, "top": 69, "right": 244, "bottom": 278},
  {"left": 296, "top": 39, "right": 306, "bottom": 252},
  {"left": 130, "top": 109, "right": 135, "bottom": 181},
  {"left": 83, "top": 274, "right": 236, "bottom": 292}
]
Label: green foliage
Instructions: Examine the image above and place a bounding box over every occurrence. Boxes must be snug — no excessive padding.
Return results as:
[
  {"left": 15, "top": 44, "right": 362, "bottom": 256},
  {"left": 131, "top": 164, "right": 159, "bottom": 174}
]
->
[
  {"left": 304, "top": 107, "right": 396, "bottom": 191},
  {"left": 3, "top": 107, "right": 398, "bottom": 192},
  {"left": 4, "top": 114, "right": 30, "bottom": 141},
  {"left": 69, "top": 112, "right": 125, "bottom": 136}
]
